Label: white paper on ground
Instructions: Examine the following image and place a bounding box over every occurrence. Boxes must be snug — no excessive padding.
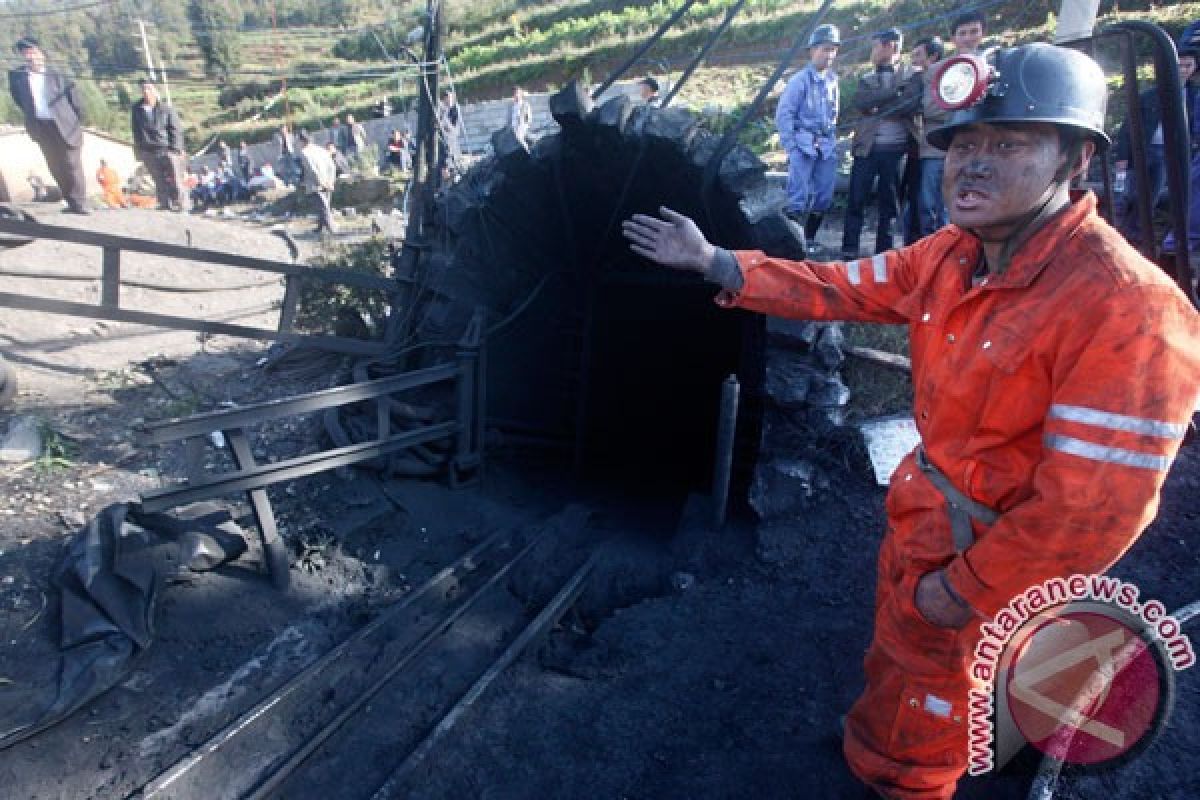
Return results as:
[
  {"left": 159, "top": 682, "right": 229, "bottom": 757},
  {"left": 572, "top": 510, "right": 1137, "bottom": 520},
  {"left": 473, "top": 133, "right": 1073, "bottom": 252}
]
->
[{"left": 858, "top": 415, "right": 922, "bottom": 486}]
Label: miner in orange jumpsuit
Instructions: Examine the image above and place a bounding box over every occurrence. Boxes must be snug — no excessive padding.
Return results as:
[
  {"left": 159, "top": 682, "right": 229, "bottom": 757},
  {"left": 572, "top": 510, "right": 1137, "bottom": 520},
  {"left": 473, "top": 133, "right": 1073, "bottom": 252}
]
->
[
  {"left": 95, "top": 158, "right": 127, "bottom": 208},
  {"left": 623, "top": 43, "right": 1200, "bottom": 798}
]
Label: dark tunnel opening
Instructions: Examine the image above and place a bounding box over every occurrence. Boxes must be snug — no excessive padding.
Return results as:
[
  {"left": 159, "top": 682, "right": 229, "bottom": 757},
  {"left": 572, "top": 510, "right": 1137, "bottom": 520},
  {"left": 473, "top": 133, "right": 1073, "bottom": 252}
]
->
[{"left": 423, "top": 89, "right": 800, "bottom": 497}]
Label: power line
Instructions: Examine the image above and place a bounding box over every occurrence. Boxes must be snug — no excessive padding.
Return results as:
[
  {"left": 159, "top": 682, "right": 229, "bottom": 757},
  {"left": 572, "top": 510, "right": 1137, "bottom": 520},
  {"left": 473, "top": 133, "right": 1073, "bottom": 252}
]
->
[{"left": 0, "top": 0, "right": 116, "bottom": 18}]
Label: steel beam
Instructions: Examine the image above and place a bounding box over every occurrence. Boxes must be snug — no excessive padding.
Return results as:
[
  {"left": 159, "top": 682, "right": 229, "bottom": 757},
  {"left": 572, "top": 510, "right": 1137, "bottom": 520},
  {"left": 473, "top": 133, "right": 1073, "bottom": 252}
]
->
[
  {"left": 134, "top": 364, "right": 458, "bottom": 445},
  {"left": 137, "top": 421, "right": 458, "bottom": 513}
]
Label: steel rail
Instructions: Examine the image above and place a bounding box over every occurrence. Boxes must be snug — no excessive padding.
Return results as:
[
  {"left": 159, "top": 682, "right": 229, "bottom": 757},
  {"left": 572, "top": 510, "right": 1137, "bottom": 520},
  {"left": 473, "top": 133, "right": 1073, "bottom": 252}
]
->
[
  {"left": 371, "top": 551, "right": 599, "bottom": 798},
  {"left": 133, "top": 526, "right": 515, "bottom": 799},
  {"left": 244, "top": 528, "right": 558, "bottom": 799}
]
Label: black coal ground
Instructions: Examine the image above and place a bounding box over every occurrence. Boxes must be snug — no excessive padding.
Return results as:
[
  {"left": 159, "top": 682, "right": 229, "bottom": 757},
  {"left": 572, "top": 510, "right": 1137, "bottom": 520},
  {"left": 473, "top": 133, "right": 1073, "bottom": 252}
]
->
[{"left": 1, "top": 403, "right": 1197, "bottom": 798}]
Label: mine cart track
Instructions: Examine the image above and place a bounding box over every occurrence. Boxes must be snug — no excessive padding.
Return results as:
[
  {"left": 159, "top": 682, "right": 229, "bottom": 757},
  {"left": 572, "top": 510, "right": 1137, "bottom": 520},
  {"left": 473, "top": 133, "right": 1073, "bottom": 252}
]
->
[{"left": 131, "top": 506, "right": 595, "bottom": 800}]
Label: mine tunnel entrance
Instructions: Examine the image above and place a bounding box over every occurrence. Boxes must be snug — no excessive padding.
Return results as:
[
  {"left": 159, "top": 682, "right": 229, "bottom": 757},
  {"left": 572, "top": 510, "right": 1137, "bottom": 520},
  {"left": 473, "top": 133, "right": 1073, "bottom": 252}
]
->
[
  {"left": 421, "top": 88, "right": 798, "bottom": 496},
  {"left": 581, "top": 277, "right": 756, "bottom": 489}
]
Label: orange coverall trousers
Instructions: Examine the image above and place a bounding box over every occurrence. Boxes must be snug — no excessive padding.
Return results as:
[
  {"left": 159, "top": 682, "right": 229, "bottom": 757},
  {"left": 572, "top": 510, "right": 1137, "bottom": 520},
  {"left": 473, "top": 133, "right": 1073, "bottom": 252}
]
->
[
  {"left": 96, "top": 165, "right": 127, "bottom": 208},
  {"left": 719, "top": 193, "right": 1200, "bottom": 797}
]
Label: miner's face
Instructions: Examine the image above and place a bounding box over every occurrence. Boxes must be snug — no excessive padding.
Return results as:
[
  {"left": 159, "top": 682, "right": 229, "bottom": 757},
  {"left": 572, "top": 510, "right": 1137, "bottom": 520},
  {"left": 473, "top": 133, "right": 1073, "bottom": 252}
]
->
[{"left": 943, "top": 122, "right": 1089, "bottom": 238}]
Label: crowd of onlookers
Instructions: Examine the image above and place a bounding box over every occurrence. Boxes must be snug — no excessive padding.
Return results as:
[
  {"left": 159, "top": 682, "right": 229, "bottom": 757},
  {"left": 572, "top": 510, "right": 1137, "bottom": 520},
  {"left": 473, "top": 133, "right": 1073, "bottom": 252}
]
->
[
  {"left": 776, "top": 11, "right": 1200, "bottom": 261},
  {"left": 9, "top": 21, "right": 1200, "bottom": 256}
]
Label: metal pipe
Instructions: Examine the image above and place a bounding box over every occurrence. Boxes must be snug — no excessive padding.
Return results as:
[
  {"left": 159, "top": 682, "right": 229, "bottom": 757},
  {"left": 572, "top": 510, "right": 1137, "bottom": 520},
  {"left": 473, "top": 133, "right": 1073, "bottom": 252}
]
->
[
  {"left": 712, "top": 374, "right": 740, "bottom": 528},
  {"left": 661, "top": 0, "right": 746, "bottom": 109},
  {"left": 701, "top": 0, "right": 837, "bottom": 212},
  {"left": 591, "top": 0, "right": 700, "bottom": 100},
  {"left": 1105, "top": 21, "right": 1196, "bottom": 306}
]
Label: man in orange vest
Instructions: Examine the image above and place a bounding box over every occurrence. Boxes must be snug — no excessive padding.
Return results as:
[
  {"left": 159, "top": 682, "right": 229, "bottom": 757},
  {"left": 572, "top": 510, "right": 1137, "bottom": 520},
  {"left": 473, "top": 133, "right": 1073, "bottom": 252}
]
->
[
  {"left": 95, "top": 159, "right": 127, "bottom": 208},
  {"left": 623, "top": 44, "right": 1199, "bottom": 798}
]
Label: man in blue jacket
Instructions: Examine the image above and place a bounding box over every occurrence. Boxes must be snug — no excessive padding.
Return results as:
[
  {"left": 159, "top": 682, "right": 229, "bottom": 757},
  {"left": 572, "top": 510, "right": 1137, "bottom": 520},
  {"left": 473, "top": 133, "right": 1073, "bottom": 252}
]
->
[{"left": 775, "top": 24, "right": 840, "bottom": 250}]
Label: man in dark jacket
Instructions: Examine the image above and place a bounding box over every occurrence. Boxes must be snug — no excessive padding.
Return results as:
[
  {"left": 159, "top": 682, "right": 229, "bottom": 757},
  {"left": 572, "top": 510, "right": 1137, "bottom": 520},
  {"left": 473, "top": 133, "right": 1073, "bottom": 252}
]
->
[
  {"left": 1113, "top": 48, "right": 1198, "bottom": 245},
  {"left": 7, "top": 37, "right": 89, "bottom": 214},
  {"left": 131, "top": 79, "right": 189, "bottom": 212},
  {"left": 840, "top": 28, "right": 923, "bottom": 259}
]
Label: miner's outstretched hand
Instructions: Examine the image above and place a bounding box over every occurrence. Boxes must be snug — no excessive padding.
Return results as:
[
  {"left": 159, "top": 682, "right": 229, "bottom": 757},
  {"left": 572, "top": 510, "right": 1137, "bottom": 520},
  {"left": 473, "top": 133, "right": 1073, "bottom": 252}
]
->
[{"left": 622, "top": 207, "right": 716, "bottom": 275}]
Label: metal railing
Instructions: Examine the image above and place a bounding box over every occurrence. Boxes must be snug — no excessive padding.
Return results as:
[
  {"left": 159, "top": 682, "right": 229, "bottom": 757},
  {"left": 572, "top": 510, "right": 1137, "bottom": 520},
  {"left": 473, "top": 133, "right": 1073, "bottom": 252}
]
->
[
  {"left": 0, "top": 217, "right": 399, "bottom": 355},
  {"left": 133, "top": 313, "right": 486, "bottom": 590}
]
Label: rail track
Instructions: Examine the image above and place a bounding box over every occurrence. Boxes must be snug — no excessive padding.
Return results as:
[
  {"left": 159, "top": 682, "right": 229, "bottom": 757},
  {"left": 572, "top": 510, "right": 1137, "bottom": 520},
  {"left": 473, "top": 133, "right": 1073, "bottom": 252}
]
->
[{"left": 130, "top": 505, "right": 596, "bottom": 800}]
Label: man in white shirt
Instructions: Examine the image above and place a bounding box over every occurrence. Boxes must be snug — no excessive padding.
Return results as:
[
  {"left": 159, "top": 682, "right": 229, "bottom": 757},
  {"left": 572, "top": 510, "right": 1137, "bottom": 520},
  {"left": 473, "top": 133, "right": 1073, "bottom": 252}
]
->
[
  {"left": 509, "top": 86, "right": 533, "bottom": 146},
  {"left": 7, "top": 37, "right": 88, "bottom": 214},
  {"left": 298, "top": 130, "right": 338, "bottom": 235}
]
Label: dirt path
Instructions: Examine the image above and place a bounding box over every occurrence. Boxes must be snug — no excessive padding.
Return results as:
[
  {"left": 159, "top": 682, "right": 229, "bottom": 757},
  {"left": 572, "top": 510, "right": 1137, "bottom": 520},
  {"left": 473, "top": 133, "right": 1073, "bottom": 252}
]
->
[{"left": 0, "top": 204, "right": 314, "bottom": 408}]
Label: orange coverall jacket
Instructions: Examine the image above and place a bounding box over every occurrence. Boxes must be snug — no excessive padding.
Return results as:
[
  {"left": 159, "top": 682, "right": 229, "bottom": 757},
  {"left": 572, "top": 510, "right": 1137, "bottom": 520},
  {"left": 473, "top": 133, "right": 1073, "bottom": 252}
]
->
[{"left": 718, "top": 192, "right": 1200, "bottom": 796}]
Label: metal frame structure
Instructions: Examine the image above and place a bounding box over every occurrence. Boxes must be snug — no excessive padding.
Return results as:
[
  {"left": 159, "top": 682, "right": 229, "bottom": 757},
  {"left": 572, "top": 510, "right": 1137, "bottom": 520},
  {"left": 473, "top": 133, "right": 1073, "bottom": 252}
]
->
[
  {"left": 133, "top": 314, "right": 486, "bottom": 590},
  {"left": 1087, "top": 21, "right": 1196, "bottom": 307},
  {"left": 0, "top": 218, "right": 398, "bottom": 355}
]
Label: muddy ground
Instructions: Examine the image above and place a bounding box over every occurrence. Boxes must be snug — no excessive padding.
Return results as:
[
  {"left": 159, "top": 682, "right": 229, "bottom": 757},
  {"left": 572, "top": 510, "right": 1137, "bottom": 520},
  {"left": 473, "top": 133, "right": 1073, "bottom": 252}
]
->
[{"left": 0, "top": 204, "right": 1197, "bottom": 799}]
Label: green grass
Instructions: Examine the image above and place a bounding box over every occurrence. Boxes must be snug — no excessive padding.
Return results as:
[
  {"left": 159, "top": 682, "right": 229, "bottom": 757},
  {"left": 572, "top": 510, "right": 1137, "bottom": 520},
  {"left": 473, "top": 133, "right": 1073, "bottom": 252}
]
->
[{"left": 61, "top": 0, "right": 1200, "bottom": 157}]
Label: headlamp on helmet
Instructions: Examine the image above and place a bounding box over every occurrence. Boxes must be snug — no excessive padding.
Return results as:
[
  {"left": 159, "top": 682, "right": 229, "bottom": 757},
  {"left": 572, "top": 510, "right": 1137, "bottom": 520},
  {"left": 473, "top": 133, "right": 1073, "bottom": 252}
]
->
[{"left": 931, "top": 54, "right": 992, "bottom": 111}]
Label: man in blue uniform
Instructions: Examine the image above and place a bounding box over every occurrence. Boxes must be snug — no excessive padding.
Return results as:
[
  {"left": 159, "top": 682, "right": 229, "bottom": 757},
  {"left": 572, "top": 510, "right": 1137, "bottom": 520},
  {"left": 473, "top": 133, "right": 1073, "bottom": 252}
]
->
[{"left": 776, "top": 24, "right": 841, "bottom": 249}]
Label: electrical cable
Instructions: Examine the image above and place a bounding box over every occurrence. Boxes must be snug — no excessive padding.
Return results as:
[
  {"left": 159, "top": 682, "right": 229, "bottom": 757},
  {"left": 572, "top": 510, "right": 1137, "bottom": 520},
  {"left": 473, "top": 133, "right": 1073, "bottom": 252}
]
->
[{"left": 0, "top": 0, "right": 115, "bottom": 18}]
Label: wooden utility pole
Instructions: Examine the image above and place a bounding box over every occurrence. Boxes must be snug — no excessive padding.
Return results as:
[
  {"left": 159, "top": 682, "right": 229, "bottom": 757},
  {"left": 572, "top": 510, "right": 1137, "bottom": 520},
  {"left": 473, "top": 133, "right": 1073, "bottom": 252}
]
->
[
  {"left": 391, "top": 0, "right": 445, "bottom": 348},
  {"left": 136, "top": 19, "right": 173, "bottom": 106},
  {"left": 403, "top": 0, "right": 443, "bottom": 238}
]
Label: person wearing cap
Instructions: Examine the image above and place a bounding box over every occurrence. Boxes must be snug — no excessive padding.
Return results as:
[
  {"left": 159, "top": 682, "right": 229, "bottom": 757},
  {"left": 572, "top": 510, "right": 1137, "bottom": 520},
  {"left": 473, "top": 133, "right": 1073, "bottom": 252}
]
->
[
  {"left": 639, "top": 77, "right": 661, "bottom": 107},
  {"left": 775, "top": 23, "right": 841, "bottom": 248},
  {"left": 841, "top": 28, "right": 923, "bottom": 260},
  {"left": 1113, "top": 45, "right": 1198, "bottom": 246},
  {"left": 7, "top": 37, "right": 89, "bottom": 214},
  {"left": 624, "top": 42, "right": 1199, "bottom": 797},
  {"left": 298, "top": 130, "right": 338, "bottom": 236},
  {"left": 131, "top": 79, "right": 190, "bottom": 212}
]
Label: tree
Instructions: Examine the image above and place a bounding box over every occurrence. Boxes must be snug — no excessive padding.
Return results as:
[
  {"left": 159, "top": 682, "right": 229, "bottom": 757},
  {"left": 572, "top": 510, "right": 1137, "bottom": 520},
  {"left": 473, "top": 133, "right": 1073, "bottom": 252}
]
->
[{"left": 189, "top": 0, "right": 243, "bottom": 82}]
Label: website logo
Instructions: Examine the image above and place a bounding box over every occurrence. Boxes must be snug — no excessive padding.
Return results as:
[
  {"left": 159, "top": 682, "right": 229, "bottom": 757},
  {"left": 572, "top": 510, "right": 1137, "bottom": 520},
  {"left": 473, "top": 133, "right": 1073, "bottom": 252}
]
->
[{"left": 966, "top": 575, "right": 1193, "bottom": 775}]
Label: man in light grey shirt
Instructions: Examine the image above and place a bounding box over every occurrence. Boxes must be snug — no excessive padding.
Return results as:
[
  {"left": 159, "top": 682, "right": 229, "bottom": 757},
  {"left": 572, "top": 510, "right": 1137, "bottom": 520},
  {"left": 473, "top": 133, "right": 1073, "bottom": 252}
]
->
[{"left": 298, "top": 130, "right": 338, "bottom": 235}]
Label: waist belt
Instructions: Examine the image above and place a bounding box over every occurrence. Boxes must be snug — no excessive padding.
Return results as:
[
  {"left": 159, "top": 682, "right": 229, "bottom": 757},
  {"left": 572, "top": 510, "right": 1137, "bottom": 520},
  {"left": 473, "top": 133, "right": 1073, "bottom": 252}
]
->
[{"left": 916, "top": 447, "right": 999, "bottom": 552}]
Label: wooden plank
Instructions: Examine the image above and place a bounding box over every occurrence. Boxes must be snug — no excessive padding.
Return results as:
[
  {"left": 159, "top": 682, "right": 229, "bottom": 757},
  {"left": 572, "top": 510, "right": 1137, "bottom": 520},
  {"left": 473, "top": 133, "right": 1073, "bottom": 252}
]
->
[{"left": 845, "top": 345, "right": 912, "bottom": 373}]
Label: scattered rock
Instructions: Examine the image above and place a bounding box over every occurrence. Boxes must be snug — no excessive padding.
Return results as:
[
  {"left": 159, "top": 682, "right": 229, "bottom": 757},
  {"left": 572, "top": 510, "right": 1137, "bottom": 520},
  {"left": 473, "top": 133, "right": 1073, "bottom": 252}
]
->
[{"left": 0, "top": 416, "right": 42, "bottom": 463}]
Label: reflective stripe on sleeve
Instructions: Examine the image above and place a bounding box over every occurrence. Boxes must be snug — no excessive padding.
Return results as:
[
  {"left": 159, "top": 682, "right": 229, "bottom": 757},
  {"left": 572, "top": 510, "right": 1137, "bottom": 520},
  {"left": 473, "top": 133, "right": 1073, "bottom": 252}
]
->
[
  {"left": 846, "top": 260, "right": 861, "bottom": 285},
  {"left": 1048, "top": 404, "right": 1187, "bottom": 439},
  {"left": 1044, "top": 434, "right": 1171, "bottom": 471},
  {"left": 872, "top": 253, "right": 888, "bottom": 283}
]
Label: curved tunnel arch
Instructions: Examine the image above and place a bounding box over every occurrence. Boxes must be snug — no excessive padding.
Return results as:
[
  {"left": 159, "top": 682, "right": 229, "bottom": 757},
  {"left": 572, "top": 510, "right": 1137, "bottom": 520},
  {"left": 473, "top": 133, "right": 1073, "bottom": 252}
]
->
[{"left": 411, "top": 84, "right": 806, "bottom": 492}]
